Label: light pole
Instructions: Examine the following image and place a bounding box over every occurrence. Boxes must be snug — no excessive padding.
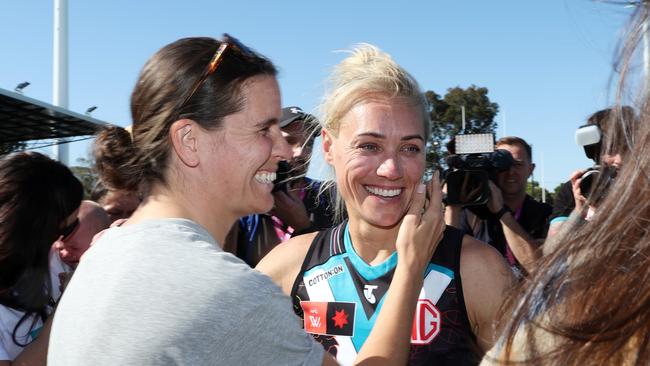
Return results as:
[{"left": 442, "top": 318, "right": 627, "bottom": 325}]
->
[{"left": 53, "top": 0, "right": 69, "bottom": 165}]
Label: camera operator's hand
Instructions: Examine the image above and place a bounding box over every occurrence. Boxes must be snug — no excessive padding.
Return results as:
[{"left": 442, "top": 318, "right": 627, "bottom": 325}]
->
[
  {"left": 270, "top": 188, "right": 312, "bottom": 233},
  {"left": 486, "top": 180, "right": 505, "bottom": 214},
  {"left": 442, "top": 181, "right": 463, "bottom": 227},
  {"left": 570, "top": 169, "right": 587, "bottom": 217}
]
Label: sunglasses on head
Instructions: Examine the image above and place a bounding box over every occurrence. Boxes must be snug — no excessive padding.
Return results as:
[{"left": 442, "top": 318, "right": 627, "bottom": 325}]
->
[
  {"left": 178, "top": 33, "right": 257, "bottom": 112},
  {"left": 59, "top": 218, "right": 79, "bottom": 241}
]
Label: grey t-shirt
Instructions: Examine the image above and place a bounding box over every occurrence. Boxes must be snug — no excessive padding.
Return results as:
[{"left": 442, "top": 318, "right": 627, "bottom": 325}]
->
[{"left": 48, "top": 218, "right": 323, "bottom": 366}]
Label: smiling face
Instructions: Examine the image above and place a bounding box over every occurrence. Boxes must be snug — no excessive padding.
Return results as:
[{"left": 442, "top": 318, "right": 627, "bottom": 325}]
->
[
  {"left": 197, "top": 74, "right": 289, "bottom": 218},
  {"left": 323, "top": 96, "right": 426, "bottom": 228},
  {"left": 495, "top": 143, "right": 534, "bottom": 197}
]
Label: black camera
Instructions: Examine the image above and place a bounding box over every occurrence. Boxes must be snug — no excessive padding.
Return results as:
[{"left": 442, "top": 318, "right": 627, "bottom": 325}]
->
[
  {"left": 579, "top": 165, "right": 616, "bottom": 202},
  {"left": 444, "top": 133, "right": 514, "bottom": 206},
  {"left": 272, "top": 161, "right": 292, "bottom": 193}
]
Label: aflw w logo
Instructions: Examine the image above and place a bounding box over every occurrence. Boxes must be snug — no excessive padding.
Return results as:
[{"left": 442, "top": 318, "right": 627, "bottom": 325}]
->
[{"left": 309, "top": 315, "right": 322, "bottom": 328}]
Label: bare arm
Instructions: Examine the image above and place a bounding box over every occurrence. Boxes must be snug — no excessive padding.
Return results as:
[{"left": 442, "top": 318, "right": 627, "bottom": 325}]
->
[
  {"left": 258, "top": 175, "right": 446, "bottom": 366},
  {"left": 256, "top": 232, "right": 317, "bottom": 293},
  {"left": 461, "top": 236, "right": 514, "bottom": 352},
  {"left": 499, "top": 211, "right": 541, "bottom": 272},
  {"left": 256, "top": 235, "right": 342, "bottom": 366},
  {"left": 486, "top": 181, "right": 541, "bottom": 273},
  {"left": 353, "top": 175, "right": 445, "bottom": 365}
]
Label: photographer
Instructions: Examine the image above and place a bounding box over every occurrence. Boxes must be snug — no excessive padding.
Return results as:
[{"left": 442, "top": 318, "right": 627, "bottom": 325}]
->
[
  {"left": 547, "top": 107, "right": 631, "bottom": 243},
  {"left": 225, "top": 106, "right": 337, "bottom": 266},
  {"left": 446, "top": 136, "right": 551, "bottom": 274}
]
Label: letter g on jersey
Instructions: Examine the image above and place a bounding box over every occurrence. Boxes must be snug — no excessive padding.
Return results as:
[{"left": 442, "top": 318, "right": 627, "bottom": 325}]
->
[{"left": 410, "top": 299, "right": 441, "bottom": 344}]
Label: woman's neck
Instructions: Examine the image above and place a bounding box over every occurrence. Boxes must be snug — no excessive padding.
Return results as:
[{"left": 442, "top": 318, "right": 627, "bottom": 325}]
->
[
  {"left": 126, "top": 184, "right": 234, "bottom": 246},
  {"left": 347, "top": 217, "right": 400, "bottom": 265}
]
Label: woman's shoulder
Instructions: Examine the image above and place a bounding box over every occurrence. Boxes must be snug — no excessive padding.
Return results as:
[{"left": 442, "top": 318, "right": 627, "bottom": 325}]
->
[{"left": 256, "top": 231, "right": 318, "bottom": 293}]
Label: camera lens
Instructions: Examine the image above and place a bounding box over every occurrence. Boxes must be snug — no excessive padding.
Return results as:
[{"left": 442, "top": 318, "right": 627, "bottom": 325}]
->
[{"left": 579, "top": 170, "right": 599, "bottom": 198}]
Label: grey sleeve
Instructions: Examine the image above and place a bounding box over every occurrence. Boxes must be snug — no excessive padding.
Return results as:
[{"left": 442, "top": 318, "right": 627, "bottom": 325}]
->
[{"left": 220, "top": 285, "right": 324, "bottom": 366}]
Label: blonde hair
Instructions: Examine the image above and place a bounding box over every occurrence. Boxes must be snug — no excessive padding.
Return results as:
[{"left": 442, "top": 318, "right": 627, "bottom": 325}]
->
[
  {"left": 317, "top": 44, "right": 430, "bottom": 221},
  {"left": 319, "top": 44, "right": 430, "bottom": 139}
]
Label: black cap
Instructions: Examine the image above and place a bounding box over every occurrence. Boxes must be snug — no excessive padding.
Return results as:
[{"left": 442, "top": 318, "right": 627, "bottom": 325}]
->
[{"left": 280, "top": 106, "right": 307, "bottom": 128}]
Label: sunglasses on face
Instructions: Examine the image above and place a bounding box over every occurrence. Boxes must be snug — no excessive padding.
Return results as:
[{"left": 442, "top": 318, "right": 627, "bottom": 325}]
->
[
  {"left": 59, "top": 218, "right": 80, "bottom": 241},
  {"left": 178, "top": 33, "right": 257, "bottom": 112}
]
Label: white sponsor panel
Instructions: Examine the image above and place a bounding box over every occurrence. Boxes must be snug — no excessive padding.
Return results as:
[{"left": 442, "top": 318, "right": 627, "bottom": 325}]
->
[
  {"left": 419, "top": 268, "right": 452, "bottom": 303},
  {"left": 304, "top": 267, "right": 357, "bottom": 366},
  {"left": 411, "top": 299, "right": 442, "bottom": 344},
  {"left": 409, "top": 267, "right": 452, "bottom": 345}
]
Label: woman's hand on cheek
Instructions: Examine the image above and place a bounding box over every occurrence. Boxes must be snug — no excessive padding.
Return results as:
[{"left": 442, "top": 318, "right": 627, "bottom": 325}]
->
[{"left": 396, "top": 170, "right": 445, "bottom": 276}]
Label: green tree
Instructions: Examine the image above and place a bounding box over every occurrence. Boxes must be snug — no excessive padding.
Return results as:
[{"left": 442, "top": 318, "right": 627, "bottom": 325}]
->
[
  {"left": 70, "top": 158, "right": 98, "bottom": 199},
  {"left": 425, "top": 85, "right": 499, "bottom": 171},
  {"left": 553, "top": 182, "right": 566, "bottom": 198},
  {"left": 526, "top": 180, "right": 554, "bottom": 206}
]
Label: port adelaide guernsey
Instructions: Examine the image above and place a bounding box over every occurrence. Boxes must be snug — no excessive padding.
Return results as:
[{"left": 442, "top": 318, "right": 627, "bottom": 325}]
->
[{"left": 291, "top": 221, "right": 479, "bottom": 366}]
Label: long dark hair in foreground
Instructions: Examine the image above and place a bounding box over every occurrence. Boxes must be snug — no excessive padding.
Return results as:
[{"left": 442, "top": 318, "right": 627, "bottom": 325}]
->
[
  {"left": 0, "top": 152, "right": 83, "bottom": 345},
  {"left": 492, "top": 6, "right": 650, "bottom": 366}
]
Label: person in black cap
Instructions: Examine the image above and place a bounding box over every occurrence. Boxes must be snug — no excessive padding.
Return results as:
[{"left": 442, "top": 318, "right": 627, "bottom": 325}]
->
[{"left": 225, "top": 106, "right": 337, "bottom": 266}]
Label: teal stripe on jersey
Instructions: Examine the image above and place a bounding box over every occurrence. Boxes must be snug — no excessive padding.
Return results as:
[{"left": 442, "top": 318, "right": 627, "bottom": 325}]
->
[
  {"left": 303, "top": 252, "right": 381, "bottom": 351},
  {"left": 303, "top": 223, "right": 456, "bottom": 354},
  {"left": 343, "top": 223, "right": 398, "bottom": 280},
  {"left": 426, "top": 263, "right": 455, "bottom": 279}
]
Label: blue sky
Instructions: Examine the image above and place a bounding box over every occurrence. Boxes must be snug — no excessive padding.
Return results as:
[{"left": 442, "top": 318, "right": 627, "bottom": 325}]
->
[{"left": 0, "top": 1, "right": 633, "bottom": 191}]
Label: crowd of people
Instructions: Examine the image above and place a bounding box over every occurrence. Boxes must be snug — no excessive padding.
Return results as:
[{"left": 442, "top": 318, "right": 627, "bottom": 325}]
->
[{"left": 0, "top": 4, "right": 649, "bottom": 366}]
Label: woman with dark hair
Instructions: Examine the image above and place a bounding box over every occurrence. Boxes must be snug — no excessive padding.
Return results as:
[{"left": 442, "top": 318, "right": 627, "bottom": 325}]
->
[
  {"left": 49, "top": 35, "right": 444, "bottom": 365},
  {"left": 0, "top": 151, "right": 83, "bottom": 365},
  {"left": 481, "top": 6, "right": 650, "bottom": 366}
]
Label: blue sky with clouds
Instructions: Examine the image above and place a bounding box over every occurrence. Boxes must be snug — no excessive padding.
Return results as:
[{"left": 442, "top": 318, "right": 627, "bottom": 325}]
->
[{"left": 0, "top": 0, "right": 634, "bottom": 190}]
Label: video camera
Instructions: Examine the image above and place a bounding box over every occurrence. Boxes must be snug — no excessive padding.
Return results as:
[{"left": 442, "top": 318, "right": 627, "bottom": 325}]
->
[{"left": 444, "top": 133, "right": 514, "bottom": 206}]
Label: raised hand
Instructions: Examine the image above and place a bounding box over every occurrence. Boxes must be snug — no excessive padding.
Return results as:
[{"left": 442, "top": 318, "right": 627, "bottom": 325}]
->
[{"left": 395, "top": 171, "right": 446, "bottom": 275}]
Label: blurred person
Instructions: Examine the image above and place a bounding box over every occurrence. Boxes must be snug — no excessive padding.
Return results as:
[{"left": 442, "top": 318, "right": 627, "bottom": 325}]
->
[
  {"left": 91, "top": 126, "right": 142, "bottom": 223},
  {"left": 258, "top": 44, "right": 513, "bottom": 366},
  {"left": 90, "top": 180, "right": 140, "bottom": 223},
  {"left": 446, "top": 136, "right": 552, "bottom": 274},
  {"left": 49, "top": 35, "right": 444, "bottom": 366},
  {"left": 481, "top": 6, "right": 650, "bottom": 366},
  {"left": 547, "top": 107, "right": 633, "bottom": 241},
  {"left": 0, "top": 152, "right": 83, "bottom": 365},
  {"left": 52, "top": 200, "right": 110, "bottom": 268},
  {"left": 228, "top": 106, "right": 337, "bottom": 265}
]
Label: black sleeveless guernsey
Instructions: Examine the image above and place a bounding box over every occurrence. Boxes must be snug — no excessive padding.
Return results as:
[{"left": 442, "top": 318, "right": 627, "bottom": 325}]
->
[{"left": 290, "top": 221, "right": 479, "bottom": 366}]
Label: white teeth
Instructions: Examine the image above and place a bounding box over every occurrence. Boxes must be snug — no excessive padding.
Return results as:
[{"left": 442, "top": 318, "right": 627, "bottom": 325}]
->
[
  {"left": 255, "top": 171, "right": 276, "bottom": 184},
  {"left": 365, "top": 186, "right": 402, "bottom": 197}
]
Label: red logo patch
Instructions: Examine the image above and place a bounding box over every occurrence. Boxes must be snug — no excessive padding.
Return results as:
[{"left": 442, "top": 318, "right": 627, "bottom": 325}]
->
[
  {"left": 410, "top": 299, "right": 441, "bottom": 344},
  {"left": 301, "top": 301, "right": 327, "bottom": 334},
  {"left": 300, "top": 301, "right": 355, "bottom": 337},
  {"left": 331, "top": 309, "right": 349, "bottom": 329}
]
